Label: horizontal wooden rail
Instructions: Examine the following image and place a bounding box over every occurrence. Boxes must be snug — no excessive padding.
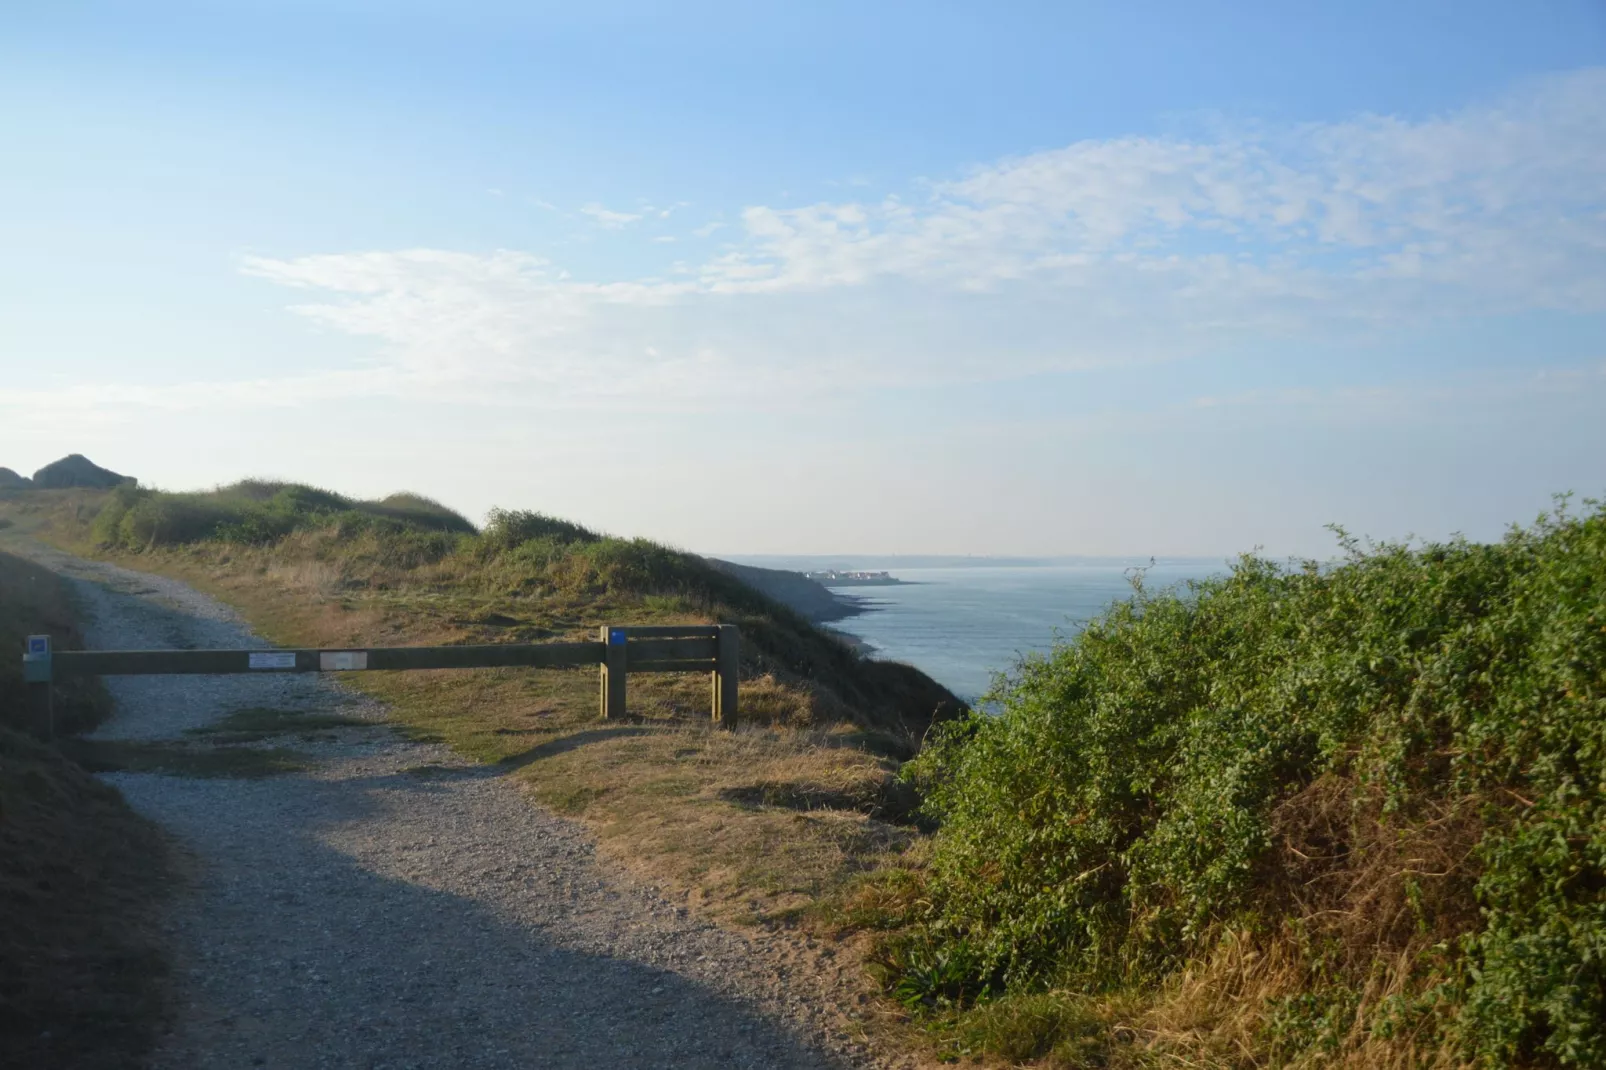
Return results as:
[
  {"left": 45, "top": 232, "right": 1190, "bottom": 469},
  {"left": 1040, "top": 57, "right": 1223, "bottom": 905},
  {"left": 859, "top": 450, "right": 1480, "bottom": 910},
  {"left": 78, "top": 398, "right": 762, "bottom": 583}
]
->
[
  {"left": 51, "top": 642, "right": 607, "bottom": 677},
  {"left": 21, "top": 624, "right": 739, "bottom": 738}
]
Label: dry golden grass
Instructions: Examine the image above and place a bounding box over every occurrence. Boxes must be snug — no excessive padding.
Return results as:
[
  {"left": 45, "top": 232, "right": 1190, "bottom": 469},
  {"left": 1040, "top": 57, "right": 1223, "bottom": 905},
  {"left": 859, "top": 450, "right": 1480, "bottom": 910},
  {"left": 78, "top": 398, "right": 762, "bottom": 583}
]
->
[{"left": 359, "top": 662, "right": 920, "bottom": 923}]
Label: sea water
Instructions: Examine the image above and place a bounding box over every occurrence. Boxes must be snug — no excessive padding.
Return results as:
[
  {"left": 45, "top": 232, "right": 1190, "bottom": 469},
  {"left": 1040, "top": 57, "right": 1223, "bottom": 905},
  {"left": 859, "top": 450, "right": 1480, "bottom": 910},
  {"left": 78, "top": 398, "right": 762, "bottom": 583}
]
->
[{"left": 727, "top": 559, "right": 1227, "bottom": 703}]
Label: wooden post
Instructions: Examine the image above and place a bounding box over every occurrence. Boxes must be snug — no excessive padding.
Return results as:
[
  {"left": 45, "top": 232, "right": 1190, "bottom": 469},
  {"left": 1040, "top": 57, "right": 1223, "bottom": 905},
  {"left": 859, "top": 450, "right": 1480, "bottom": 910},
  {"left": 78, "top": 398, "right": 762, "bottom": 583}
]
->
[
  {"left": 600, "top": 625, "right": 627, "bottom": 719},
  {"left": 713, "top": 624, "right": 739, "bottom": 726},
  {"left": 22, "top": 634, "right": 53, "bottom": 740}
]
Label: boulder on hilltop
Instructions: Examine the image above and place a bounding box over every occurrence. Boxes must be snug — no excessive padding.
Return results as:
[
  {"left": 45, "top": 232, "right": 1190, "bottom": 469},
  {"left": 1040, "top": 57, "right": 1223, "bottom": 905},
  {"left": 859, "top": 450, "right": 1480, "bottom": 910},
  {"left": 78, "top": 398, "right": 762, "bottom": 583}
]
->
[
  {"left": 30, "top": 454, "right": 132, "bottom": 490},
  {"left": 0, "top": 467, "right": 31, "bottom": 489}
]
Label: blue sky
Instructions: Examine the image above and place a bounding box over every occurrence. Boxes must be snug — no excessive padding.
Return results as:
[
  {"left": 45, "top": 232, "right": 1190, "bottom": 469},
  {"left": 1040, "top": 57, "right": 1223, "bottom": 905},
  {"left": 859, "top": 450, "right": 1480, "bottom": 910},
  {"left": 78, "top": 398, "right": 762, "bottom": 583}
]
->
[{"left": 2, "top": 1, "right": 1604, "bottom": 556}]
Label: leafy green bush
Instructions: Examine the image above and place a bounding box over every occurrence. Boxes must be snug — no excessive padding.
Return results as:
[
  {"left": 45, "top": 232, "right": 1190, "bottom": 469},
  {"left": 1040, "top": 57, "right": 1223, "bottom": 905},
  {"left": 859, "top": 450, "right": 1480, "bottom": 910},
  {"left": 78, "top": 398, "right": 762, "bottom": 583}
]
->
[{"left": 903, "top": 500, "right": 1606, "bottom": 1065}]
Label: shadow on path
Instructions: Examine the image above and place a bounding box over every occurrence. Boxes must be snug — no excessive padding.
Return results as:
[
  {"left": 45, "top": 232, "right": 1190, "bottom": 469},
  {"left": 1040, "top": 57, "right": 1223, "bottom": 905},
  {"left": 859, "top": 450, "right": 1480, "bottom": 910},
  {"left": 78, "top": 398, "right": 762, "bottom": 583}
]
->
[
  {"left": 115, "top": 762, "right": 847, "bottom": 1070},
  {"left": 496, "top": 726, "right": 655, "bottom": 771}
]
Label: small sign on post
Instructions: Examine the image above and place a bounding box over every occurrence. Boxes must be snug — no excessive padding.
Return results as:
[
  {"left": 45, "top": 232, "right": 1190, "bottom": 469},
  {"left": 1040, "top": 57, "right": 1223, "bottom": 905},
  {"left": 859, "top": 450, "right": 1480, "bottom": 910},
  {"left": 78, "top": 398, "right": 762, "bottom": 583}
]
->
[
  {"left": 23, "top": 635, "right": 51, "bottom": 682},
  {"left": 22, "top": 635, "right": 53, "bottom": 739},
  {"left": 600, "top": 625, "right": 628, "bottom": 719}
]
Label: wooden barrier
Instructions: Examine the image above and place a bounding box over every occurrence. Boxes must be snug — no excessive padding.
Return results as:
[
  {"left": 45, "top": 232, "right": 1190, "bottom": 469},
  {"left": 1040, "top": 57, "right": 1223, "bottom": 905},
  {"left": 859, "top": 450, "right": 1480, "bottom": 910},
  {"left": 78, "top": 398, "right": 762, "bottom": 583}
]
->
[{"left": 20, "top": 625, "right": 740, "bottom": 739}]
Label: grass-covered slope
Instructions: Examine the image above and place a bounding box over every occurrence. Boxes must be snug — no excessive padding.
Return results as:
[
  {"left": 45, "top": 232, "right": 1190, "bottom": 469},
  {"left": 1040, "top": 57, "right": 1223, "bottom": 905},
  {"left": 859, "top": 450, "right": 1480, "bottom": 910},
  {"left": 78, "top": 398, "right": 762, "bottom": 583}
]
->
[
  {"left": 82, "top": 482, "right": 962, "bottom": 744},
  {"left": 0, "top": 550, "right": 172, "bottom": 1069},
  {"left": 11, "top": 481, "right": 963, "bottom": 933},
  {"left": 871, "top": 500, "right": 1606, "bottom": 1067},
  {"left": 91, "top": 479, "right": 476, "bottom": 545}
]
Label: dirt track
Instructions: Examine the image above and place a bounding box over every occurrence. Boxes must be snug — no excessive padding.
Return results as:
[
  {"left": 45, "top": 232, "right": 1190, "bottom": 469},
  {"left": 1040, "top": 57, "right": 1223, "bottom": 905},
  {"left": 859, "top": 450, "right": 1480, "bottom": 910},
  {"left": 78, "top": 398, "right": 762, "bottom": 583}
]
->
[{"left": 16, "top": 539, "right": 884, "bottom": 1070}]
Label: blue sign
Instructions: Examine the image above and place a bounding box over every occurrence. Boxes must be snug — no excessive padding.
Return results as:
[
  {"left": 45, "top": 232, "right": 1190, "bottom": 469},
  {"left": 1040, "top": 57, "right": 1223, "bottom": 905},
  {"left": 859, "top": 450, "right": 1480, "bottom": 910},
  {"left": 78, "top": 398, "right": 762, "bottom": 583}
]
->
[
  {"left": 26, "top": 635, "right": 49, "bottom": 656},
  {"left": 608, "top": 627, "right": 627, "bottom": 646}
]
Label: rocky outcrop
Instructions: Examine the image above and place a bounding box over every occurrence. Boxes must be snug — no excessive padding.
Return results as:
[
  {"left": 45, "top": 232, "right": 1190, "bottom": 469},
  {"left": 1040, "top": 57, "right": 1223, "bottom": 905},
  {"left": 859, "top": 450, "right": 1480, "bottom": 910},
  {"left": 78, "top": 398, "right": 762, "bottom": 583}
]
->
[{"left": 0, "top": 468, "right": 31, "bottom": 489}]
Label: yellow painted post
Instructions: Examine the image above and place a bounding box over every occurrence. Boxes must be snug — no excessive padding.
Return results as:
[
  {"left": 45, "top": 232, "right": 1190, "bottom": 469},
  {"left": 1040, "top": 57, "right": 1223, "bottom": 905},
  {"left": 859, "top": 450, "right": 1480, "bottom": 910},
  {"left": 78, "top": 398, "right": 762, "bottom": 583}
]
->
[{"left": 600, "top": 625, "right": 628, "bottom": 718}]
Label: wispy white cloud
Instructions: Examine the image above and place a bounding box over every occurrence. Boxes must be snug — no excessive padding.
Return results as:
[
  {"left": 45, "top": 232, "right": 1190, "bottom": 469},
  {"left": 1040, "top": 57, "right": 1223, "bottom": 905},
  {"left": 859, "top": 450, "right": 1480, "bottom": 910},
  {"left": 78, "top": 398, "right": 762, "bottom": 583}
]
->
[
  {"left": 578, "top": 203, "right": 644, "bottom": 228},
  {"left": 700, "top": 69, "right": 1606, "bottom": 313},
  {"left": 16, "top": 69, "right": 1602, "bottom": 419}
]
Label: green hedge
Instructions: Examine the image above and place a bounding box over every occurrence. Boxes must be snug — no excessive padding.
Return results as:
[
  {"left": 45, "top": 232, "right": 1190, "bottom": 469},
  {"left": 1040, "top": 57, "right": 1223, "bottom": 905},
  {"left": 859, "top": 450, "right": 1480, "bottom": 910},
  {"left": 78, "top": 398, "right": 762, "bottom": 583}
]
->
[{"left": 906, "top": 500, "right": 1606, "bottom": 1065}]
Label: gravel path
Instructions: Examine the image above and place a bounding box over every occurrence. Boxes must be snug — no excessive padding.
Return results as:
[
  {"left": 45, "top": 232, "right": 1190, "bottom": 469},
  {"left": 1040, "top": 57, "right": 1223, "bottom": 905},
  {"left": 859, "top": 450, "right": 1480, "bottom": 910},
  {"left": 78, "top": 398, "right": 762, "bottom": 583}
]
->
[{"left": 14, "top": 541, "right": 883, "bottom": 1070}]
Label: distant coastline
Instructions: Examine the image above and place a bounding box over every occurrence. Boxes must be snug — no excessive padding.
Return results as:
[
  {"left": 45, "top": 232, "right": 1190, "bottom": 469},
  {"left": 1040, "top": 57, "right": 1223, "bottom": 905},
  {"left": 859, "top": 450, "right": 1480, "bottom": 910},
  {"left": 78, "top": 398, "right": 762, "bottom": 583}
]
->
[
  {"left": 722, "top": 552, "right": 1225, "bottom": 572},
  {"left": 804, "top": 569, "right": 910, "bottom": 588},
  {"left": 704, "top": 557, "right": 873, "bottom": 625}
]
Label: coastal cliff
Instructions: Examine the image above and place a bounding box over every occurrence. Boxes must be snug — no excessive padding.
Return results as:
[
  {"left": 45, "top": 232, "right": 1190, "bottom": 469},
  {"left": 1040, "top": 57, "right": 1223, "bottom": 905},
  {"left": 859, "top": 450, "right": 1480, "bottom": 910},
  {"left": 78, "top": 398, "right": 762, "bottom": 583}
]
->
[{"left": 703, "top": 558, "right": 863, "bottom": 624}]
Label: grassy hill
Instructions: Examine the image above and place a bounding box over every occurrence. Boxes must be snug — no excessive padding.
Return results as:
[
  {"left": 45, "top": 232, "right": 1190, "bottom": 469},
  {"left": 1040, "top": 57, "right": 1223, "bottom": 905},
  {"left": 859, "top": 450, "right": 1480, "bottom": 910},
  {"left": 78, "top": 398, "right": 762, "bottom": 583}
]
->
[
  {"left": 5, "top": 480, "right": 962, "bottom": 940},
  {"left": 853, "top": 499, "right": 1606, "bottom": 1067},
  {"left": 81, "top": 480, "right": 961, "bottom": 744}
]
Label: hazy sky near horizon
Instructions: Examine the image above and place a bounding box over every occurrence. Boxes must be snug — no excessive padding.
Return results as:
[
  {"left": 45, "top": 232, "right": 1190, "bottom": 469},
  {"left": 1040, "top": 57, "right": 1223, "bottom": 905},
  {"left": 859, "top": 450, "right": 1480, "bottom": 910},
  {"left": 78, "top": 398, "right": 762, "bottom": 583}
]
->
[{"left": 3, "top": 2, "right": 1604, "bottom": 557}]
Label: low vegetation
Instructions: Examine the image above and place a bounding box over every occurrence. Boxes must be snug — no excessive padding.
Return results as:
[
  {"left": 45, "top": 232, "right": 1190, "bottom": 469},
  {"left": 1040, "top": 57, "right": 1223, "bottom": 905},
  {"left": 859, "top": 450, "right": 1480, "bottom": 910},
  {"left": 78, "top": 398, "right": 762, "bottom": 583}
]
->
[
  {"left": 853, "top": 499, "right": 1606, "bottom": 1067},
  {"left": 9, "top": 482, "right": 961, "bottom": 930},
  {"left": 20, "top": 477, "right": 1596, "bottom": 1067},
  {"left": 0, "top": 550, "right": 173, "bottom": 1069},
  {"left": 90, "top": 479, "right": 476, "bottom": 545},
  {"left": 79, "top": 481, "right": 961, "bottom": 744}
]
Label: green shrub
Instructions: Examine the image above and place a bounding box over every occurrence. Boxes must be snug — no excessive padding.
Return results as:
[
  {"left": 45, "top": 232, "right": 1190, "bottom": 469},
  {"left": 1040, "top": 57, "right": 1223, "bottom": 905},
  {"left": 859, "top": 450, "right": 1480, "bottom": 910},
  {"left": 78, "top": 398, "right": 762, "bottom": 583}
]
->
[
  {"left": 90, "top": 482, "right": 476, "bottom": 549},
  {"left": 478, "top": 507, "right": 600, "bottom": 552},
  {"left": 117, "top": 493, "right": 236, "bottom": 548},
  {"left": 88, "top": 484, "right": 142, "bottom": 546},
  {"left": 364, "top": 493, "right": 477, "bottom": 534},
  {"left": 903, "top": 500, "right": 1606, "bottom": 1065}
]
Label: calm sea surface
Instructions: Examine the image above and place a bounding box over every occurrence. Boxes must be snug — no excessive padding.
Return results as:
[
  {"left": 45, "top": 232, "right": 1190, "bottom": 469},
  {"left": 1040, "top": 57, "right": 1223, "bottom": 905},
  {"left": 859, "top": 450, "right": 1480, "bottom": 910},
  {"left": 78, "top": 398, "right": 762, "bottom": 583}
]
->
[{"left": 817, "top": 563, "right": 1225, "bottom": 701}]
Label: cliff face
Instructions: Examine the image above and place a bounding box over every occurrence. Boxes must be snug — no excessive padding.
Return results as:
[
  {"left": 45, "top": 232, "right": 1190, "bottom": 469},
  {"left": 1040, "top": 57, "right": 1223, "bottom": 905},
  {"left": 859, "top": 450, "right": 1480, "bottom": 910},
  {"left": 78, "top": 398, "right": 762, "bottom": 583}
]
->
[
  {"left": 704, "top": 558, "right": 862, "bottom": 624},
  {"left": 29, "top": 455, "right": 130, "bottom": 490}
]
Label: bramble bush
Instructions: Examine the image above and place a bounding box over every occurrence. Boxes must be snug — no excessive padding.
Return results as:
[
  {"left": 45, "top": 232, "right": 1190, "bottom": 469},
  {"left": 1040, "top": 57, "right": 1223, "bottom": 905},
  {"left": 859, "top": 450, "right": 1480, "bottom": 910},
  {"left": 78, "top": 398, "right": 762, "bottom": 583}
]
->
[{"left": 902, "top": 499, "right": 1606, "bottom": 1065}]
